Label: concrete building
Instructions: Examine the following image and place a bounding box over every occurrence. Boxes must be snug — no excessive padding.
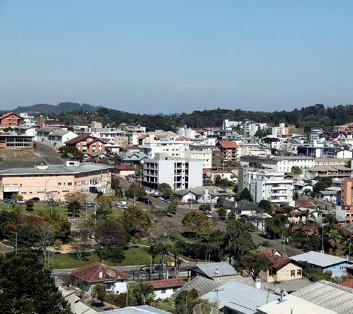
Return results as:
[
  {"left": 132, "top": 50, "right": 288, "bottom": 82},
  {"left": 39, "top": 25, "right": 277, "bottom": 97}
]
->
[
  {"left": 65, "top": 135, "right": 106, "bottom": 154},
  {"left": 19, "top": 112, "right": 36, "bottom": 126},
  {"left": 271, "top": 123, "right": 289, "bottom": 137},
  {"left": 0, "top": 134, "right": 34, "bottom": 149},
  {"left": 217, "top": 141, "right": 240, "bottom": 162},
  {"left": 249, "top": 171, "right": 294, "bottom": 206},
  {"left": 184, "top": 145, "right": 213, "bottom": 169},
  {"left": 142, "top": 155, "right": 203, "bottom": 191},
  {"left": 0, "top": 161, "right": 112, "bottom": 201},
  {"left": 240, "top": 155, "right": 315, "bottom": 172},
  {"left": 147, "top": 278, "right": 185, "bottom": 299},
  {"left": 340, "top": 177, "right": 353, "bottom": 224},
  {"left": 139, "top": 138, "right": 192, "bottom": 159}
]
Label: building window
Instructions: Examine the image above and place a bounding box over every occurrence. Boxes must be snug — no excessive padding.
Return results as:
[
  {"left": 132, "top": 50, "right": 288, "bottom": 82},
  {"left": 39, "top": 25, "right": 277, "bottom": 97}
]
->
[
  {"left": 291, "top": 270, "right": 295, "bottom": 277},
  {"left": 161, "top": 289, "right": 166, "bottom": 294},
  {"left": 58, "top": 183, "right": 61, "bottom": 186},
  {"left": 297, "top": 269, "right": 302, "bottom": 276},
  {"left": 68, "top": 182, "right": 72, "bottom": 186}
]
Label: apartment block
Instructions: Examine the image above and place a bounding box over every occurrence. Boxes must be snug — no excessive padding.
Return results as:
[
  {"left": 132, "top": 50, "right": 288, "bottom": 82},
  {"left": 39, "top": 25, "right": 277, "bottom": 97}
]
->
[{"left": 142, "top": 155, "right": 203, "bottom": 191}]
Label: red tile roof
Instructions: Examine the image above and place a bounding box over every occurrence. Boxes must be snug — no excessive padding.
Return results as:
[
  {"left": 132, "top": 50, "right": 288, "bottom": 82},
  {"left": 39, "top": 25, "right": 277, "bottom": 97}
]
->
[
  {"left": 138, "top": 134, "right": 149, "bottom": 140},
  {"left": 295, "top": 199, "right": 315, "bottom": 208},
  {"left": 65, "top": 134, "right": 91, "bottom": 145},
  {"left": 218, "top": 141, "right": 239, "bottom": 149},
  {"left": 70, "top": 263, "right": 130, "bottom": 282},
  {"left": 0, "top": 112, "right": 23, "bottom": 120},
  {"left": 291, "top": 225, "right": 319, "bottom": 236},
  {"left": 114, "top": 164, "right": 135, "bottom": 171},
  {"left": 256, "top": 251, "right": 291, "bottom": 271},
  {"left": 125, "top": 146, "right": 139, "bottom": 150},
  {"left": 341, "top": 279, "right": 353, "bottom": 289},
  {"left": 146, "top": 278, "right": 185, "bottom": 289},
  {"left": 176, "top": 137, "right": 191, "bottom": 141}
]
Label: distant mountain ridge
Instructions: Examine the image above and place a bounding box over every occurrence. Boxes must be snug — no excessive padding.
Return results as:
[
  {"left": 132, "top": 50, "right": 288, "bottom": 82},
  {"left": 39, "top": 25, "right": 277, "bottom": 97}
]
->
[{"left": 12, "top": 102, "right": 101, "bottom": 114}]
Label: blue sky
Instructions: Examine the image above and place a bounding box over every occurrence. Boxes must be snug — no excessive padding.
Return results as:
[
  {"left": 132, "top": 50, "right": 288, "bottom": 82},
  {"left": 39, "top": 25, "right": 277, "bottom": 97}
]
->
[{"left": 0, "top": 0, "right": 352, "bottom": 114}]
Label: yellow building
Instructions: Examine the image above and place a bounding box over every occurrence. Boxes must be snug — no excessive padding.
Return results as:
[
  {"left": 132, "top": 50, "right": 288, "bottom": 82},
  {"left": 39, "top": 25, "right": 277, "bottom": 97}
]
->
[{"left": 0, "top": 161, "right": 113, "bottom": 201}]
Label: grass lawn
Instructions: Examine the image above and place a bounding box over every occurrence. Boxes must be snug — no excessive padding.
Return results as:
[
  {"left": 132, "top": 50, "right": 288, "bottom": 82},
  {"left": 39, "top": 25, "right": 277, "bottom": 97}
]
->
[
  {"left": 152, "top": 298, "right": 174, "bottom": 312},
  {"left": 0, "top": 203, "right": 69, "bottom": 218},
  {"left": 53, "top": 246, "right": 173, "bottom": 269}
]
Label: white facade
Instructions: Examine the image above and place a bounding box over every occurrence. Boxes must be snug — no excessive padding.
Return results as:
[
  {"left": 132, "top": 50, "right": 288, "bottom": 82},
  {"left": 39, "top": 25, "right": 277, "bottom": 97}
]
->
[
  {"left": 19, "top": 112, "right": 36, "bottom": 126},
  {"left": 142, "top": 156, "right": 203, "bottom": 190},
  {"left": 271, "top": 123, "right": 288, "bottom": 137},
  {"left": 222, "top": 119, "right": 242, "bottom": 130},
  {"left": 154, "top": 287, "right": 181, "bottom": 299},
  {"left": 139, "top": 140, "right": 192, "bottom": 159},
  {"left": 178, "top": 126, "right": 196, "bottom": 139},
  {"left": 185, "top": 146, "right": 213, "bottom": 169},
  {"left": 250, "top": 171, "right": 294, "bottom": 206}
]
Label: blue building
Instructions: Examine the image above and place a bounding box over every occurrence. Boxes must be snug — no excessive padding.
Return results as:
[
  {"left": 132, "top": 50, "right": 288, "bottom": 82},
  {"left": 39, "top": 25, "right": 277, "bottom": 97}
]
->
[{"left": 291, "top": 251, "right": 352, "bottom": 277}]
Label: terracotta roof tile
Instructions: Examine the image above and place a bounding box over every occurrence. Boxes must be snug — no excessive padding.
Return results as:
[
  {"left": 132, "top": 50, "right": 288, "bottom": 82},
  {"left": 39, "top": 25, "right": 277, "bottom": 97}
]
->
[
  {"left": 146, "top": 278, "right": 185, "bottom": 289},
  {"left": 65, "top": 135, "right": 91, "bottom": 145},
  {"left": 295, "top": 199, "right": 315, "bottom": 208},
  {"left": 218, "top": 141, "right": 239, "bottom": 148},
  {"left": 69, "top": 263, "right": 130, "bottom": 282},
  {"left": 341, "top": 279, "right": 353, "bottom": 289},
  {"left": 114, "top": 164, "right": 135, "bottom": 171},
  {"left": 256, "top": 251, "right": 291, "bottom": 271}
]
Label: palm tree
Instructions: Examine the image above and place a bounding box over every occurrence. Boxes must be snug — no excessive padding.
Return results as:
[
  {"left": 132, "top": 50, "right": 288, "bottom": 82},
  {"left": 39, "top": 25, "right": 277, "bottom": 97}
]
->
[
  {"left": 133, "top": 283, "right": 155, "bottom": 305},
  {"left": 156, "top": 242, "right": 170, "bottom": 279},
  {"left": 147, "top": 244, "right": 157, "bottom": 279}
]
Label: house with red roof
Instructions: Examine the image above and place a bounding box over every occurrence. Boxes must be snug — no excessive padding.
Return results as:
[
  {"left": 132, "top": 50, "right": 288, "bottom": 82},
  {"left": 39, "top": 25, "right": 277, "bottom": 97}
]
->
[
  {"left": 0, "top": 112, "right": 24, "bottom": 128},
  {"left": 69, "top": 262, "right": 130, "bottom": 294},
  {"left": 146, "top": 278, "right": 185, "bottom": 299},
  {"left": 113, "top": 164, "right": 135, "bottom": 178},
  {"left": 65, "top": 135, "right": 106, "bottom": 155},
  {"left": 256, "top": 251, "right": 303, "bottom": 282},
  {"left": 295, "top": 199, "right": 315, "bottom": 208},
  {"left": 216, "top": 141, "right": 239, "bottom": 162}
]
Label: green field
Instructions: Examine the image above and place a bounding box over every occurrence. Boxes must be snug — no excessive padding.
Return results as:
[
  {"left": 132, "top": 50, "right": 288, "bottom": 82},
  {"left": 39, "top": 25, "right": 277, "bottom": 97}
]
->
[{"left": 53, "top": 246, "right": 173, "bottom": 269}]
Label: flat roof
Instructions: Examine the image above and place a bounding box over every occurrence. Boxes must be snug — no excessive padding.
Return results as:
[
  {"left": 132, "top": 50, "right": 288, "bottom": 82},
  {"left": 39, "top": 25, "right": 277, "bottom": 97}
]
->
[{"left": 291, "top": 251, "right": 350, "bottom": 268}]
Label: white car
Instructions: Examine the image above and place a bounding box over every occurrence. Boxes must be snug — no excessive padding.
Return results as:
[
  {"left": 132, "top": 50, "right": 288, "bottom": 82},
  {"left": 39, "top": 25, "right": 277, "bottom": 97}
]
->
[{"left": 16, "top": 200, "right": 25, "bottom": 204}]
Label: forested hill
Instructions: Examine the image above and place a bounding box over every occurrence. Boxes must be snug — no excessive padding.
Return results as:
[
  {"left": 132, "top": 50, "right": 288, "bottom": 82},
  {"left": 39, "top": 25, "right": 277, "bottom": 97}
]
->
[
  {"left": 49, "top": 103, "right": 353, "bottom": 131},
  {"left": 12, "top": 102, "right": 101, "bottom": 114}
]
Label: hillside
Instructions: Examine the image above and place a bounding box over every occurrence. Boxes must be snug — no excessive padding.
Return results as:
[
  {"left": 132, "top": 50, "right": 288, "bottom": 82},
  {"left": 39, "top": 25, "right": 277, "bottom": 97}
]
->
[{"left": 12, "top": 102, "right": 101, "bottom": 114}]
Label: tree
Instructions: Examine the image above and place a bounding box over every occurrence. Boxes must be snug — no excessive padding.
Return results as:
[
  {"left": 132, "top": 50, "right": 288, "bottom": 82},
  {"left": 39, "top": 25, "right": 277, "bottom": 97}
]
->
[
  {"left": 9, "top": 225, "right": 39, "bottom": 251},
  {"left": 291, "top": 166, "right": 302, "bottom": 175},
  {"left": 111, "top": 177, "right": 120, "bottom": 197},
  {"left": 238, "top": 253, "right": 273, "bottom": 279},
  {"left": 226, "top": 219, "right": 255, "bottom": 264},
  {"left": 67, "top": 201, "right": 82, "bottom": 218},
  {"left": 64, "top": 191, "right": 87, "bottom": 204},
  {"left": 133, "top": 283, "right": 155, "bottom": 305},
  {"left": 122, "top": 206, "right": 151, "bottom": 236},
  {"left": 0, "top": 252, "right": 73, "bottom": 313},
  {"left": 147, "top": 244, "right": 158, "bottom": 276},
  {"left": 173, "top": 288, "right": 216, "bottom": 314},
  {"left": 59, "top": 146, "right": 84, "bottom": 162},
  {"left": 313, "top": 181, "right": 327, "bottom": 194},
  {"left": 95, "top": 218, "right": 127, "bottom": 262},
  {"left": 228, "top": 211, "right": 236, "bottom": 221},
  {"left": 239, "top": 188, "right": 254, "bottom": 202},
  {"left": 25, "top": 199, "right": 34, "bottom": 211},
  {"left": 265, "top": 215, "right": 286, "bottom": 239},
  {"left": 327, "top": 229, "right": 343, "bottom": 251},
  {"left": 156, "top": 241, "right": 170, "bottom": 279},
  {"left": 199, "top": 204, "right": 211, "bottom": 213},
  {"left": 158, "top": 217, "right": 183, "bottom": 240},
  {"left": 36, "top": 221, "right": 56, "bottom": 261},
  {"left": 157, "top": 183, "right": 173, "bottom": 199},
  {"left": 257, "top": 200, "right": 273, "bottom": 215},
  {"left": 182, "top": 212, "right": 209, "bottom": 237},
  {"left": 125, "top": 183, "right": 146, "bottom": 201},
  {"left": 217, "top": 207, "right": 227, "bottom": 220},
  {"left": 166, "top": 203, "right": 177, "bottom": 216},
  {"left": 93, "top": 284, "right": 106, "bottom": 306}
]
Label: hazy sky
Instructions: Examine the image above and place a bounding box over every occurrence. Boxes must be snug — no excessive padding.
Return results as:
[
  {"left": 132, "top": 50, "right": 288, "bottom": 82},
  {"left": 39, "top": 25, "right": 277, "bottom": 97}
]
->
[{"left": 1, "top": 1, "right": 353, "bottom": 114}]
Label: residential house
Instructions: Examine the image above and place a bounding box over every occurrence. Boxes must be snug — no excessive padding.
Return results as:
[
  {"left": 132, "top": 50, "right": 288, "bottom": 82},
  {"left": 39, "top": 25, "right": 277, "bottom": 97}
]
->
[
  {"left": 174, "top": 186, "right": 231, "bottom": 204},
  {"left": 202, "top": 281, "right": 277, "bottom": 314},
  {"left": 171, "top": 276, "right": 222, "bottom": 298},
  {"left": 65, "top": 135, "right": 106, "bottom": 154},
  {"left": 69, "top": 263, "right": 130, "bottom": 295},
  {"left": 146, "top": 278, "right": 185, "bottom": 299},
  {"left": 19, "top": 112, "right": 36, "bottom": 126},
  {"left": 113, "top": 164, "right": 135, "bottom": 179},
  {"left": 255, "top": 251, "right": 303, "bottom": 282},
  {"left": 234, "top": 199, "right": 258, "bottom": 216},
  {"left": 0, "top": 112, "right": 24, "bottom": 128},
  {"left": 291, "top": 251, "right": 352, "bottom": 277},
  {"left": 189, "top": 262, "right": 238, "bottom": 282}
]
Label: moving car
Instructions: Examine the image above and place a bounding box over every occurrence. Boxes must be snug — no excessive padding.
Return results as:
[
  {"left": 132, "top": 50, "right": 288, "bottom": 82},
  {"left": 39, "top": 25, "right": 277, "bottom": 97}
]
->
[{"left": 30, "top": 197, "right": 40, "bottom": 202}]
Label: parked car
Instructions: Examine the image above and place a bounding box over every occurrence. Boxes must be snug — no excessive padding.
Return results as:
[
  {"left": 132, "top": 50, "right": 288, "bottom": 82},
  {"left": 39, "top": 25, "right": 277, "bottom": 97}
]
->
[
  {"left": 30, "top": 197, "right": 40, "bottom": 202},
  {"left": 138, "top": 197, "right": 152, "bottom": 205},
  {"left": 15, "top": 200, "right": 25, "bottom": 204},
  {"left": 3, "top": 198, "right": 13, "bottom": 204}
]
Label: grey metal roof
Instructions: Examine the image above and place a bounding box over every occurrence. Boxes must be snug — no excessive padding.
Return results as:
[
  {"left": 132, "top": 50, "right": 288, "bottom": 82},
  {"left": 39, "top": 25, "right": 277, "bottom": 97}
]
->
[
  {"left": 0, "top": 162, "right": 113, "bottom": 176},
  {"left": 202, "top": 281, "right": 277, "bottom": 314},
  {"left": 292, "top": 280, "right": 353, "bottom": 314},
  {"left": 100, "top": 306, "right": 171, "bottom": 314},
  {"left": 49, "top": 130, "right": 72, "bottom": 136},
  {"left": 171, "top": 276, "right": 222, "bottom": 298},
  {"left": 261, "top": 278, "right": 313, "bottom": 294},
  {"left": 192, "top": 262, "right": 237, "bottom": 278},
  {"left": 236, "top": 200, "right": 258, "bottom": 211},
  {"left": 36, "top": 127, "right": 59, "bottom": 133},
  {"left": 291, "top": 251, "right": 350, "bottom": 268}
]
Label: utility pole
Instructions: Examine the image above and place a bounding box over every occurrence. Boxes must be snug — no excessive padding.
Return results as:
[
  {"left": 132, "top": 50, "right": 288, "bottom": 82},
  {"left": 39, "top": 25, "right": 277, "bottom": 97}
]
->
[{"left": 15, "top": 232, "right": 18, "bottom": 255}]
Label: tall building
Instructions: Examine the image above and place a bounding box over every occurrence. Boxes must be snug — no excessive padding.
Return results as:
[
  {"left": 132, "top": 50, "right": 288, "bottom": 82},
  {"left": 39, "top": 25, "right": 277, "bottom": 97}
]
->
[
  {"left": 142, "top": 155, "right": 203, "bottom": 191},
  {"left": 340, "top": 177, "right": 353, "bottom": 223}
]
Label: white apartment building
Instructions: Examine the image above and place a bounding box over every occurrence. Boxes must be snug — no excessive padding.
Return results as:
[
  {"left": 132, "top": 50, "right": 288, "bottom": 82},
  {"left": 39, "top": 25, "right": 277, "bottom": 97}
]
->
[
  {"left": 184, "top": 145, "right": 213, "bottom": 169},
  {"left": 19, "top": 113, "right": 36, "bottom": 126},
  {"left": 222, "top": 119, "right": 242, "bottom": 130},
  {"left": 178, "top": 125, "right": 196, "bottom": 139},
  {"left": 250, "top": 171, "right": 294, "bottom": 206},
  {"left": 142, "top": 155, "right": 203, "bottom": 191},
  {"left": 237, "top": 142, "right": 270, "bottom": 157},
  {"left": 240, "top": 156, "right": 316, "bottom": 172},
  {"left": 139, "top": 139, "right": 192, "bottom": 159},
  {"left": 271, "top": 123, "right": 289, "bottom": 137}
]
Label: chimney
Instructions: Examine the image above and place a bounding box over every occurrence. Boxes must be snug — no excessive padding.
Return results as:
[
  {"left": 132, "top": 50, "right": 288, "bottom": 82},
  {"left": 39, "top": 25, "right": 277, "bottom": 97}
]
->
[
  {"left": 280, "top": 289, "right": 286, "bottom": 302},
  {"left": 255, "top": 278, "right": 261, "bottom": 289}
]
